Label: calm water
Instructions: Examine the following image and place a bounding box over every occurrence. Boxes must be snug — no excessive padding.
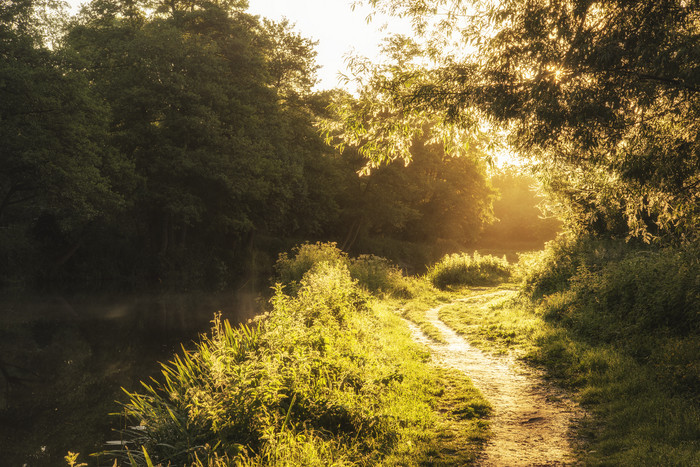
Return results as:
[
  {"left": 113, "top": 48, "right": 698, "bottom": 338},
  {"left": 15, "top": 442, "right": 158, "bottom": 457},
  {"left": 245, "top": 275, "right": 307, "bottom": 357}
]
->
[{"left": 0, "top": 291, "right": 259, "bottom": 466}]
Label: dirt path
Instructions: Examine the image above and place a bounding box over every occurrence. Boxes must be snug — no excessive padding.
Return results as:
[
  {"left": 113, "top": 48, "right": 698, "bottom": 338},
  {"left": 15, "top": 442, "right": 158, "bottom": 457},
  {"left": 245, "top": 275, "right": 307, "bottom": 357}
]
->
[{"left": 407, "top": 290, "right": 582, "bottom": 466}]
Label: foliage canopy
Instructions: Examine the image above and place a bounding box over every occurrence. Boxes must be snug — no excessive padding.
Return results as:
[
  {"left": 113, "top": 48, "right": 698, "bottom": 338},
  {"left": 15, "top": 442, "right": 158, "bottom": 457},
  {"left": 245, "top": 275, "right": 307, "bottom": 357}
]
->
[
  {"left": 1, "top": 0, "right": 502, "bottom": 291},
  {"left": 344, "top": 0, "right": 700, "bottom": 241}
]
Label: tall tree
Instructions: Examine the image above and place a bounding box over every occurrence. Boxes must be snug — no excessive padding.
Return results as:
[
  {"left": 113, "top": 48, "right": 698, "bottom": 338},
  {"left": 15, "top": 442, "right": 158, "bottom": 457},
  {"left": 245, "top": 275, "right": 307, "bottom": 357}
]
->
[
  {"left": 342, "top": 0, "right": 700, "bottom": 241},
  {"left": 61, "top": 0, "right": 343, "bottom": 287},
  {"left": 0, "top": 0, "right": 128, "bottom": 285},
  {"left": 256, "top": 18, "right": 320, "bottom": 99},
  {"left": 67, "top": 0, "right": 286, "bottom": 282}
]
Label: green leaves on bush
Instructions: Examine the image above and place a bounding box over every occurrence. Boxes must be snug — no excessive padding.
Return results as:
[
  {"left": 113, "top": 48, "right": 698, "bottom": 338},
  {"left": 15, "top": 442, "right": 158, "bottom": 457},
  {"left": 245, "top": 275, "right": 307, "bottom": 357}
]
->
[
  {"left": 518, "top": 237, "right": 700, "bottom": 464},
  {"left": 274, "top": 242, "right": 349, "bottom": 293},
  {"left": 275, "top": 242, "right": 415, "bottom": 298},
  {"left": 523, "top": 236, "right": 700, "bottom": 335}
]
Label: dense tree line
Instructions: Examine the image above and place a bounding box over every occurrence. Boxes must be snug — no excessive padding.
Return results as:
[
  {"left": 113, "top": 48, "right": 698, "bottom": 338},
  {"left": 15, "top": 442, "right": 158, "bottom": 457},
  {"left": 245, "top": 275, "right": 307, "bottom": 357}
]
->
[{"left": 1, "top": 0, "right": 500, "bottom": 291}]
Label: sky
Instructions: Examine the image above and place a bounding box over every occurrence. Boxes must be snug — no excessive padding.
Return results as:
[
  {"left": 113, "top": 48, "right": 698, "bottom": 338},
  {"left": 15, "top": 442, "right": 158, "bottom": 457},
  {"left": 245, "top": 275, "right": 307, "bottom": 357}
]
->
[
  {"left": 65, "top": 0, "right": 410, "bottom": 91},
  {"left": 247, "top": 0, "right": 409, "bottom": 90}
]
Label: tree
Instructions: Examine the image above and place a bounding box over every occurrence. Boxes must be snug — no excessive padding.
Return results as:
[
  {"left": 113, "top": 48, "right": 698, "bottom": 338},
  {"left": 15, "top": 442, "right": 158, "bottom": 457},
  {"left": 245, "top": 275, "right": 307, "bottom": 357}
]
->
[
  {"left": 342, "top": 0, "right": 700, "bottom": 241},
  {"left": 256, "top": 18, "right": 320, "bottom": 99},
  {"left": 324, "top": 114, "right": 495, "bottom": 251},
  {"left": 0, "top": 0, "right": 129, "bottom": 286},
  {"left": 66, "top": 0, "right": 273, "bottom": 282},
  {"left": 60, "top": 0, "right": 346, "bottom": 287}
]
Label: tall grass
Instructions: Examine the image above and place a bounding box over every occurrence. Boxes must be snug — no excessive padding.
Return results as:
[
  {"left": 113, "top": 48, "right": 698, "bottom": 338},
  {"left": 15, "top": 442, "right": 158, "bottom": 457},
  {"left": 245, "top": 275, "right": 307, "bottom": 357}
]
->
[
  {"left": 426, "top": 252, "right": 511, "bottom": 289},
  {"left": 99, "top": 245, "right": 491, "bottom": 465}
]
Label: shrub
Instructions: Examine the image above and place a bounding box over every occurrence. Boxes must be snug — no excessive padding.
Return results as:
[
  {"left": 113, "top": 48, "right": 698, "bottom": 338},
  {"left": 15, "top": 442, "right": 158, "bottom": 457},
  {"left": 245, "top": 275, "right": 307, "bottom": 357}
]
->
[
  {"left": 110, "top": 262, "right": 442, "bottom": 465},
  {"left": 519, "top": 238, "right": 700, "bottom": 464},
  {"left": 275, "top": 243, "right": 416, "bottom": 298},
  {"left": 426, "top": 252, "right": 511, "bottom": 289},
  {"left": 569, "top": 246, "right": 700, "bottom": 335},
  {"left": 348, "top": 255, "right": 415, "bottom": 298},
  {"left": 274, "top": 242, "right": 349, "bottom": 294},
  {"left": 522, "top": 236, "right": 700, "bottom": 336},
  {"left": 518, "top": 235, "right": 637, "bottom": 298}
]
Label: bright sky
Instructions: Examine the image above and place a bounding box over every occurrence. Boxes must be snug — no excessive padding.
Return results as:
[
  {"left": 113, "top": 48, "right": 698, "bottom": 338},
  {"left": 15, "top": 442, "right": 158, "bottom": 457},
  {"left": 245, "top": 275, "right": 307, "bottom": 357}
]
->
[
  {"left": 247, "top": 0, "right": 408, "bottom": 90},
  {"left": 65, "top": 0, "right": 409, "bottom": 90}
]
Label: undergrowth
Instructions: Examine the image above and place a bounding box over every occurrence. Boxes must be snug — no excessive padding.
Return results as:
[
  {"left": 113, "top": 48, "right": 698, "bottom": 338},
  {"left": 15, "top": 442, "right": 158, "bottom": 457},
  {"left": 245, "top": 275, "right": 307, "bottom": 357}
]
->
[
  {"left": 85, "top": 243, "right": 491, "bottom": 466},
  {"left": 440, "top": 236, "right": 700, "bottom": 465},
  {"left": 426, "top": 252, "right": 511, "bottom": 289}
]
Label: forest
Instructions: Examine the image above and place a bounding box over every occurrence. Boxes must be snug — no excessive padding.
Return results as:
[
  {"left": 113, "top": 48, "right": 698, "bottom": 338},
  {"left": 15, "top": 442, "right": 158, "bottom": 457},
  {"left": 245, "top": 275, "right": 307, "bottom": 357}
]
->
[
  {"left": 1, "top": 0, "right": 547, "bottom": 292},
  {"left": 1, "top": 0, "right": 698, "bottom": 465}
]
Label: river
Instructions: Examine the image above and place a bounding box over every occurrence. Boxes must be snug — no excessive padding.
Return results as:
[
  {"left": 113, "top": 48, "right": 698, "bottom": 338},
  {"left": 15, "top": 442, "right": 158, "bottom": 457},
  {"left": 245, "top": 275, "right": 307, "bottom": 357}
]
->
[{"left": 0, "top": 291, "right": 259, "bottom": 466}]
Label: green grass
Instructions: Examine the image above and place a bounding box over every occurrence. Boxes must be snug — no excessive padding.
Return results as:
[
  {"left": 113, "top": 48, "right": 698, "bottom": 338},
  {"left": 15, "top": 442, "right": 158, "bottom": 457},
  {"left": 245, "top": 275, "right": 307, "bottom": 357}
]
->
[
  {"left": 532, "top": 329, "right": 700, "bottom": 465},
  {"left": 426, "top": 252, "right": 511, "bottom": 290},
  {"left": 91, "top": 248, "right": 491, "bottom": 466},
  {"left": 381, "top": 367, "right": 490, "bottom": 466},
  {"left": 437, "top": 292, "right": 700, "bottom": 465},
  {"left": 394, "top": 294, "right": 449, "bottom": 344},
  {"left": 438, "top": 290, "right": 537, "bottom": 354},
  {"left": 434, "top": 237, "right": 700, "bottom": 465}
]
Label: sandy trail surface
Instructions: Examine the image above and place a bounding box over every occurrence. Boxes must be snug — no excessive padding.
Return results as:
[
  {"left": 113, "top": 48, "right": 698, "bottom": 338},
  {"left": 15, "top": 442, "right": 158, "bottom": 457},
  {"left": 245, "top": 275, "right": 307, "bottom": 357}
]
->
[{"left": 407, "top": 291, "right": 582, "bottom": 466}]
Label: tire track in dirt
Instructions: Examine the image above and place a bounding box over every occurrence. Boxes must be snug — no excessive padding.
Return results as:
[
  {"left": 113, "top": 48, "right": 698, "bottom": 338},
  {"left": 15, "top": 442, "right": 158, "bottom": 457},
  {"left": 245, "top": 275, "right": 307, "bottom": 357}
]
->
[{"left": 407, "top": 290, "right": 582, "bottom": 466}]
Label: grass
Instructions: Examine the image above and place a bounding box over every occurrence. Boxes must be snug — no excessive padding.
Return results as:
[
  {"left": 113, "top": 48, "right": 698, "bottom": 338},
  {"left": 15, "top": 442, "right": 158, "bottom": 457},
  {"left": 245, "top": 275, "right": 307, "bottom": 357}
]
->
[
  {"left": 90, "top": 245, "right": 492, "bottom": 466},
  {"left": 434, "top": 290, "right": 700, "bottom": 465},
  {"left": 438, "top": 290, "right": 537, "bottom": 355},
  {"left": 430, "top": 238, "right": 700, "bottom": 465},
  {"left": 383, "top": 367, "right": 490, "bottom": 466},
  {"left": 426, "top": 252, "right": 511, "bottom": 289},
  {"left": 393, "top": 294, "right": 450, "bottom": 344}
]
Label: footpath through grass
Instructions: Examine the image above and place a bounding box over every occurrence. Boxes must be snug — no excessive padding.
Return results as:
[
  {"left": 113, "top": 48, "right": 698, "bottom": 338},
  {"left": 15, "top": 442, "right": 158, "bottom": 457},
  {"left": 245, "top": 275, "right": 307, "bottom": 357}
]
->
[
  {"left": 418, "top": 240, "right": 700, "bottom": 466},
  {"left": 72, "top": 240, "right": 700, "bottom": 465}
]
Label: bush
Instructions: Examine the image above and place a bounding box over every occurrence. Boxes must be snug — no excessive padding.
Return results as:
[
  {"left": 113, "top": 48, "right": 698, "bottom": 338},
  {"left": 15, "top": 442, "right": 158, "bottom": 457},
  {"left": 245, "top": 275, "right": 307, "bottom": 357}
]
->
[
  {"left": 110, "top": 261, "right": 447, "bottom": 465},
  {"left": 348, "top": 255, "right": 415, "bottom": 298},
  {"left": 518, "top": 235, "right": 639, "bottom": 298},
  {"left": 275, "top": 243, "right": 416, "bottom": 298},
  {"left": 522, "top": 236, "right": 700, "bottom": 336},
  {"left": 570, "top": 246, "right": 700, "bottom": 335},
  {"left": 274, "top": 242, "right": 349, "bottom": 294},
  {"left": 519, "top": 237, "right": 700, "bottom": 464},
  {"left": 426, "top": 252, "right": 511, "bottom": 289}
]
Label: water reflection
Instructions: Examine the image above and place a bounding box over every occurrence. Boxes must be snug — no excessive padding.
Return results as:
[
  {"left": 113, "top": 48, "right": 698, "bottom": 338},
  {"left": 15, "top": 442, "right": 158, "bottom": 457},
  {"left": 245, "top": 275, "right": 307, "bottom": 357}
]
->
[{"left": 0, "top": 292, "right": 258, "bottom": 466}]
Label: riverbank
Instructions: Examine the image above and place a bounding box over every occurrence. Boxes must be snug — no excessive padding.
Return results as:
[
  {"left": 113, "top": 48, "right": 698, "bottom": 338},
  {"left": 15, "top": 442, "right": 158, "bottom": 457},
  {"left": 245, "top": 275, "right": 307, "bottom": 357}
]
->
[{"left": 89, "top": 247, "right": 492, "bottom": 466}]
